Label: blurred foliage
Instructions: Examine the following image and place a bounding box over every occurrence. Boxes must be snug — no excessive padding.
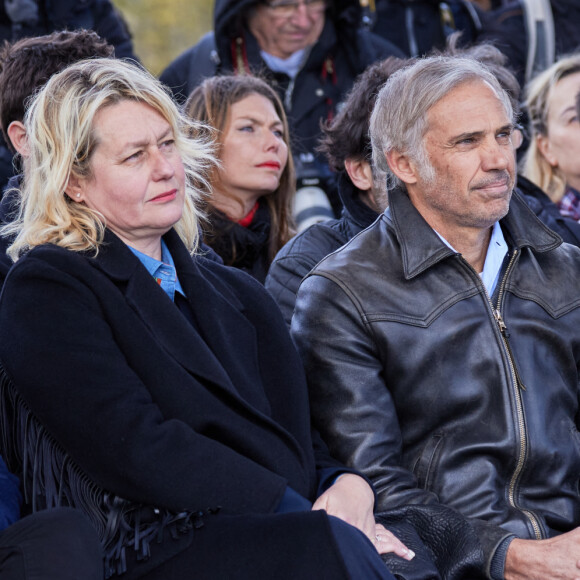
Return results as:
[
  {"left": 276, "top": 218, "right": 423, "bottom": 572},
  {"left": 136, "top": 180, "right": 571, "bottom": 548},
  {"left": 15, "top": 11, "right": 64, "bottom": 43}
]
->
[{"left": 114, "top": 0, "right": 213, "bottom": 76}]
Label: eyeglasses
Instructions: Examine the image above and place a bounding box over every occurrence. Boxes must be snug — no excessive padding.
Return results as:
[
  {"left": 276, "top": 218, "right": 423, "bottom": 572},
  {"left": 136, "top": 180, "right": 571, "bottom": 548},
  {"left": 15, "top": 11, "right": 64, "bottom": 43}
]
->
[{"left": 265, "top": 0, "right": 327, "bottom": 18}]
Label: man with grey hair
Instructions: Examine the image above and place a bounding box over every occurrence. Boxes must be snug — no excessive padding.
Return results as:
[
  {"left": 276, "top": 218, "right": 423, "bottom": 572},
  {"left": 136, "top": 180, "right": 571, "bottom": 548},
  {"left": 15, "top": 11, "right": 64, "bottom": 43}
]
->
[{"left": 292, "top": 55, "right": 580, "bottom": 579}]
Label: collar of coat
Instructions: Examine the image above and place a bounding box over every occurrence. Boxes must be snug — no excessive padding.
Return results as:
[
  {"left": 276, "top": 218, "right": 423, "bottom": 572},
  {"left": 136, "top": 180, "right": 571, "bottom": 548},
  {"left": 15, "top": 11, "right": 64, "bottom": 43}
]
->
[
  {"left": 85, "top": 228, "right": 268, "bottom": 401},
  {"left": 387, "top": 185, "right": 563, "bottom": 281}
]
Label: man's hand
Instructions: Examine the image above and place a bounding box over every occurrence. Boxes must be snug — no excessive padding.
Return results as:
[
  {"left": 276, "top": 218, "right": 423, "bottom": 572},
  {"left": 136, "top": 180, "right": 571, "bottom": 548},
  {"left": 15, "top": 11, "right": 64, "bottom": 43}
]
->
[
  {"left": 312, "top": 473, "right": 414, "bottom": 559},
  {"left": 505, "top": 527, "right": 580, "bottom": 580}
]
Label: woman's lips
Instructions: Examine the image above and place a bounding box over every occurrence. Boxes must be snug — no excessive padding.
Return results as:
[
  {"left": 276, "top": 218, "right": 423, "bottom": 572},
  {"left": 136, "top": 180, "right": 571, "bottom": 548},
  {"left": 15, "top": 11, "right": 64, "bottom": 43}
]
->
[
  {"left": 257, "top": 161, "right": 281, "bottom": 170},
  {"left": 149, "top": 189, "right": 177, "bottom": 202}
]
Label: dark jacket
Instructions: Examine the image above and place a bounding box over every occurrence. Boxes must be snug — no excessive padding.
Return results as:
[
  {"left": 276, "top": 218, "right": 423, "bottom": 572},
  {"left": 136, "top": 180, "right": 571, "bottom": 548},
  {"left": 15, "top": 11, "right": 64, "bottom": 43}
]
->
[
  {"left": 266, "top": 172, "right": 580, "bottom": 327},
  {"left": 517, "top": 174, "right": 580, "bottom": 247},
  {"left": 370, "top": 0, "right": 483, "bottom": 57},
  {"left": 205, "top": 199, "right": 272, "bottom": 283},
  {"left": 0, "top": 0, "right": 136, "bottom": 60},
  {"left": 292, "top": 186, "right": 580, "bottom": 574},
  {"left": 160, "top": 0, "right": 402, "bottom": 168},
  {"left": 0, "top": 228, "right": 354, "bottom": 578},
  {"left": 265, "top": 173, "right": 378, "bottom": 326}
]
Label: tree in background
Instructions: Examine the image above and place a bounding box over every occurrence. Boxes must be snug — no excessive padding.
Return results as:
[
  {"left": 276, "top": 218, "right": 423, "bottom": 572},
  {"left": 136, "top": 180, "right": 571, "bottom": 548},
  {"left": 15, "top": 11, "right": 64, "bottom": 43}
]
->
[{"left": 115, "top": 0, "right": 212, "bottom": 75}]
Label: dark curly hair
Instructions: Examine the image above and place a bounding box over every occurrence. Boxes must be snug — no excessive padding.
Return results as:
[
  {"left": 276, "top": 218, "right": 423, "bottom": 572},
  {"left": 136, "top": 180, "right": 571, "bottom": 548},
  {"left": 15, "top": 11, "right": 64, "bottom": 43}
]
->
[
  {"left": 0, "top": 29, "right": 114, "bottom": 151},
  {"left": 317, "top": 56, "right": 409, "bottom": 174}
]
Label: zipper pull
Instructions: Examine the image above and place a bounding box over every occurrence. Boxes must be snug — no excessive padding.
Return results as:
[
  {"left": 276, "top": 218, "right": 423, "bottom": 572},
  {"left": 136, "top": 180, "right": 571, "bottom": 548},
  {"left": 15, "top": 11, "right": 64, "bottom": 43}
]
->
[
  {"left": 495, "top": 309, "right": 527, "bottom": 391},
  {"left": 495, "top": 309, "right": 509, "bottom": 337}
]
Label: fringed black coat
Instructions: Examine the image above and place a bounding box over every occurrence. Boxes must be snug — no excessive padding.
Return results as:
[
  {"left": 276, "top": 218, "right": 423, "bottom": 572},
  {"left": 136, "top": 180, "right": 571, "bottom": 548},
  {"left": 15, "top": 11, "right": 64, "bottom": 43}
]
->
[{"left": 0, "top": 228, "right": 352, "bottom": 579}]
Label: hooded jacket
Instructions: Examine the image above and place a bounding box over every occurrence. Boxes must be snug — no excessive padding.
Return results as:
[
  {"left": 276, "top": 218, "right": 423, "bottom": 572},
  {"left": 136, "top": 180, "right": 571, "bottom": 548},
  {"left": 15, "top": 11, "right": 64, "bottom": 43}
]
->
[{"left": 160, "top": 0, "right": 402, "bottom": 164}]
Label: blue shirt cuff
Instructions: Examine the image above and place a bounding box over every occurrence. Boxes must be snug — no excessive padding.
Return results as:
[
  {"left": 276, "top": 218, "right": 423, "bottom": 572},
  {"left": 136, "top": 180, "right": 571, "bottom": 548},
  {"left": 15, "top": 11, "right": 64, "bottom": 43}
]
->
[{"left": 275, "top": 486, "right": 312, "bottom": 513}]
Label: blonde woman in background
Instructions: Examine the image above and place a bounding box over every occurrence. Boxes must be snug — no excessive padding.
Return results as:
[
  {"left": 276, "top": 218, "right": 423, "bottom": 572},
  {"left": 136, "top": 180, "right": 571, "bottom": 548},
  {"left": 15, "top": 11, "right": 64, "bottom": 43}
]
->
[{"left": 522, "top": 53, "right": 580, "bottom": 219}]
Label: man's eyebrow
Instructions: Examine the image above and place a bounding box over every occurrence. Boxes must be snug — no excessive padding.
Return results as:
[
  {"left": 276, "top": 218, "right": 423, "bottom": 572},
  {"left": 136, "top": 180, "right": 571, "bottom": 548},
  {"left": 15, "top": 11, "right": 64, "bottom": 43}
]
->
[
  {"left": 448, "top": 130, "right": 484, "bottom": 143},
  {"left": 448, "top": 124, "right": 515, "bottom": 143}
]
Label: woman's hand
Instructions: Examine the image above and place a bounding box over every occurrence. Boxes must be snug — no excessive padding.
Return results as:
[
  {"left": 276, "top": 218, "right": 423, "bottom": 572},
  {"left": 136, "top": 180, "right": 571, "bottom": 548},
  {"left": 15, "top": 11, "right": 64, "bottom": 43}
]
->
[
  {"left": 373, "top": 522, "right": 415, "bottom": 559},
  {"left": 311, "top": 473, "right": 414, "bottom": 559}
]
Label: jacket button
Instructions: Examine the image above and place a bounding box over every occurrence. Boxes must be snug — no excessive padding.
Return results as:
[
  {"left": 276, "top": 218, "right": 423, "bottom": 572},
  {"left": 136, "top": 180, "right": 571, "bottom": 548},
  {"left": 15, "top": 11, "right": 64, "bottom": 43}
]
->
[{"left": 315, "top": 88, "right": 324, "bottom": 97}]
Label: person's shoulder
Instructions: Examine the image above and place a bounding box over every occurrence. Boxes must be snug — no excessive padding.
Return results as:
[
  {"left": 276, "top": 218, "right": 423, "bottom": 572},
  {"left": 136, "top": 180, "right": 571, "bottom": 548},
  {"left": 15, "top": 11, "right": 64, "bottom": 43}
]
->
[
  {"left": 356, "top": 27, "right": 406, "bottom": 60},
  {"left": 196, "top": 255, "right": 287, "bottom": 321},
  {"left": 196, "top": 254, "right": 269, "bottom": 296},
  {"left": 8, "top": 244, "right": 89, "bottom": 277},
  {"left": 311, "top": 213, "right": 388, "bottom": 272},
  {"left": 274, "top": 219, "right": 346, "bottom": 263},
  {"left": 159, "top": 32, "right": 217, "bottom": 91}
]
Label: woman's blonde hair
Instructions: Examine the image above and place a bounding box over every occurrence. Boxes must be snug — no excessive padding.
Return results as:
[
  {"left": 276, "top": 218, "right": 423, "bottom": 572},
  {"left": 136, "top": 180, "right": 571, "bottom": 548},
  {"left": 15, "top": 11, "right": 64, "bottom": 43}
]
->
[
  {"left": 4, "top": 57, "right": 215, "bottom": 260},
  {"left": 521, "top": 53, "right": 580, "bottom": 202},
  {"left": 184, "top": 74, "right": 295, "bottom": 264}
]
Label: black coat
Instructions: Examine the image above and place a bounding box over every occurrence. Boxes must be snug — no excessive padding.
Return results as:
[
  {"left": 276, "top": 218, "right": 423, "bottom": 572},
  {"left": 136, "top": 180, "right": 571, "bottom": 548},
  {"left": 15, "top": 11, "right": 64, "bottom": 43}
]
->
[
  {"left": 0, "top": 228, "right": 354, "bottom": 578},
  {"left": 205, "top": 200, "right": 272, "bottom": 283},
  {"left": 266, "top": 172, "right": 580, "bottom": 327}
]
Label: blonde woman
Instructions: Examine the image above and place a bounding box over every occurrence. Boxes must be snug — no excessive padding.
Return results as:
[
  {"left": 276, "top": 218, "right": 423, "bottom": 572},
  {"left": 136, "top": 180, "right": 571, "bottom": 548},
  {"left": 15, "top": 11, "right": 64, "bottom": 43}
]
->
[
  {"left": 522, "top": 53, "right": 580, "bottom": 218},
  {"left": 0, "top": 58, "right": 408, "bottom": 579}
]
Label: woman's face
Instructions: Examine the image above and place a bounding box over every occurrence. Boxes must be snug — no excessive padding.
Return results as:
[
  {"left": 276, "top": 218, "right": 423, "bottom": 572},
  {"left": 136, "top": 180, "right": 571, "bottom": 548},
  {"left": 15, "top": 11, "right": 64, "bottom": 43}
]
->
[
  {"left": 537, "top": 71, "right": 580, "bottom": 191},
  {"left": 215, "top": 93, "right": 288, "bottom": 205},
  {"left": 70, "top": 100, "right": 186, "bottom": 256}
]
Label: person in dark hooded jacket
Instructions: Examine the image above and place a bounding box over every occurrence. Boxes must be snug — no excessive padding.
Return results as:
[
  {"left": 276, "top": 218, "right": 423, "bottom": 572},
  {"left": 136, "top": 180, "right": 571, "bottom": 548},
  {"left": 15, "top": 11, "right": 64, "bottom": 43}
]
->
[{"left": 160, "top": 0, "right": 403, "bottom": 215}]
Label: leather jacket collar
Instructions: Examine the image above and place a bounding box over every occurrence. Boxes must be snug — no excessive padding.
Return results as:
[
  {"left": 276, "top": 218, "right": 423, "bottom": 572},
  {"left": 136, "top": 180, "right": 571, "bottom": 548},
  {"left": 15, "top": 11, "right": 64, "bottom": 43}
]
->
[{"left": 386, "top": 186, "right": 562, "bottom": 280}]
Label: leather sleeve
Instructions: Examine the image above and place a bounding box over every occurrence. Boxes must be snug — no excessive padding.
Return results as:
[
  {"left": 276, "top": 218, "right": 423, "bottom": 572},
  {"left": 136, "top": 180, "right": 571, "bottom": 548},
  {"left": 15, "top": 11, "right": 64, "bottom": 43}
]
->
[
  {"left": 293, "top": 273, "right": 438, "bottom": 508},
  {"left": 265, "top": 246, "right": 324, "bottom": 329},
  {"left": 292, "top": 272, "right": 512, "bottom": 575}
]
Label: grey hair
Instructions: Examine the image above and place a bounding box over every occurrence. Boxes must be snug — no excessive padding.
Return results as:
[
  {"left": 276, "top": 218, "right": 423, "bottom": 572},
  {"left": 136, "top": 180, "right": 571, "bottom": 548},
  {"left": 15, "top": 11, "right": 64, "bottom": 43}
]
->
[{"left": 370, "top": 55, "right": 514, "bottom": 190}]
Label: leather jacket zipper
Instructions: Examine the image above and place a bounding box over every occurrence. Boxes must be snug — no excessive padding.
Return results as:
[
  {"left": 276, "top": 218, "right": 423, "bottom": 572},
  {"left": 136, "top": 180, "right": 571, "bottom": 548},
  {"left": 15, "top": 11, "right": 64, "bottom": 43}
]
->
[
  {"left": 462, "top": 249, "right": 544, "bottom": 540},
  {"left": 488, "top": 250, "right": 543, "bottom": 540}
]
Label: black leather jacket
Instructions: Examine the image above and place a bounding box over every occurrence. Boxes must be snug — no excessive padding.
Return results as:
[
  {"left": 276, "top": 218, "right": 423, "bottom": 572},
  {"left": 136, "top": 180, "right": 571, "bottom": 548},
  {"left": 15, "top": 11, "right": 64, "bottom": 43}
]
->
[{"left": 292, "top": 187, "right": 580, "bottom": 572}]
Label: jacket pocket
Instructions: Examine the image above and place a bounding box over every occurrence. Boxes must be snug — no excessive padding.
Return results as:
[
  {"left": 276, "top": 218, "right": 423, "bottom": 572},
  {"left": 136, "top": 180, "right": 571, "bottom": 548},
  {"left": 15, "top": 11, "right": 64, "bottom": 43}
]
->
[{"left": 412, "top": 432, "right": 445, "bottom": 490}]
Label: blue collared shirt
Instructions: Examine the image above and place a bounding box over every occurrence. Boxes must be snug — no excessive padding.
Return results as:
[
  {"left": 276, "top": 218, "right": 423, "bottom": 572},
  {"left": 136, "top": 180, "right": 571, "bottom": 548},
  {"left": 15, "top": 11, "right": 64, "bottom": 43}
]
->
[
  {"left": 129, "top": 240, "right": 185, "bottom": 302},
  {"left": 435, "top": 221, "right": 508, "bottom": 297}
]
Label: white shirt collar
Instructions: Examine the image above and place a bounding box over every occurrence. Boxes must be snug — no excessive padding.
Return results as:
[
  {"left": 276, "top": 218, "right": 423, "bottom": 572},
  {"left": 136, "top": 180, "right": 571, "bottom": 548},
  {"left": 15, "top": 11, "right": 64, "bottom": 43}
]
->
[{"left": 435, "top": 221, "right": 507, "bottom": 296}]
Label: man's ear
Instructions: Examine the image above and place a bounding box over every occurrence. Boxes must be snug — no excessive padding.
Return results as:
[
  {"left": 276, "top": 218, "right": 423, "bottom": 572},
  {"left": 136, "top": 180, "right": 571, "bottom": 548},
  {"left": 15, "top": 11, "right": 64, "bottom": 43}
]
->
[
  {"left": 6, "top": 121, "right": 28, "bottom": 156},
  {"left": 64, "top": 174, "right": 85, "bottom": 202},
  {"left": 385, "top": 150, "right": 418, "bottom": 185},
  {"left": 344, "top": 158, "right": 374, "bottom": 192}
]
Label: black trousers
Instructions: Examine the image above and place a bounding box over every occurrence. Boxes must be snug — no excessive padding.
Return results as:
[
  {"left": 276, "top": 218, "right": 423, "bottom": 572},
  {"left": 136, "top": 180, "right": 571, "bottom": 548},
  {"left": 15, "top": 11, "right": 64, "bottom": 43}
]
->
[
  {"left": 0, "top": 508, "right": 103, "bottom": 580},
  {"left": 122, "top": 510, "right": 396, "bottom": 580}
]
